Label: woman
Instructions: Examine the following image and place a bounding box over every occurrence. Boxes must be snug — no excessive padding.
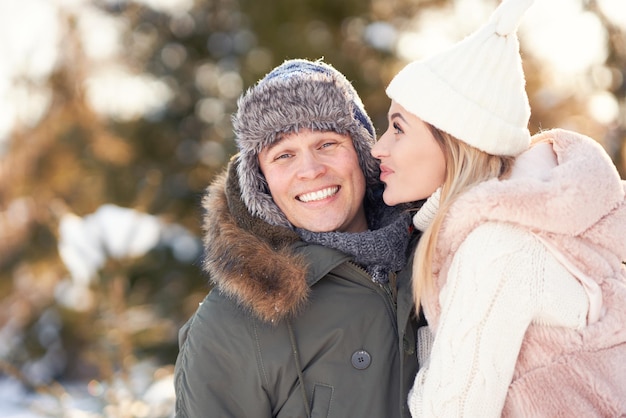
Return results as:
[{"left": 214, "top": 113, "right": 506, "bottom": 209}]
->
[{"left": 372, "top": 0, "right": 626, "bottom": 416}]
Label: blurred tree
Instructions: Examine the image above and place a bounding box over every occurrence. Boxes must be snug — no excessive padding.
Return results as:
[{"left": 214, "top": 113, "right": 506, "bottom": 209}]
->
[{"left": 0, "top": 0, "right": 624, "bottom": 414}]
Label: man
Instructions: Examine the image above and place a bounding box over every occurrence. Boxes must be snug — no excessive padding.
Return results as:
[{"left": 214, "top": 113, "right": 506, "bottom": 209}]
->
[{"left": 174, "top": 59, "right": 419, "bottom": 417}]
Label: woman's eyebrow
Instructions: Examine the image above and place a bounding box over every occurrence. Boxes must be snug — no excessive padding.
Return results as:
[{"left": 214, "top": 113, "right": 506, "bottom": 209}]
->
[{"left": 390, "top": 112, "right": 409, "bottom": 124}]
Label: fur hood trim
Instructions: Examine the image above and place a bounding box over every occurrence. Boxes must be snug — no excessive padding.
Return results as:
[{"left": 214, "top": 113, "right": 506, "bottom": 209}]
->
[{"left": 201, "top": 160, "right": 310, "bottom": 323}]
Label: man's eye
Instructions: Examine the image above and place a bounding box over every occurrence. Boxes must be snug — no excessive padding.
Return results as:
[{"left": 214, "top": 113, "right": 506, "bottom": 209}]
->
[
  {"left": 320, "top": 142, "right": 336, "bottom": 149},
  {"left": 275, "top": 153, "right": 291, "bottom": 160}
]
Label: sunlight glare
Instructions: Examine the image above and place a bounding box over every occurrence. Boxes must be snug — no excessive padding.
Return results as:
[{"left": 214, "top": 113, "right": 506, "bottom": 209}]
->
[
  {"left": 77, "top": 6, "right": 126, "bottom": 61},
  {"left": 521, "top": 0, "right": 607, "bottom": 76},
  {"left": 0, "top": 0, "right": 59, "bottom": 144},
  {"left": 588, "top": 92, "right": 620, "bottom": 125},
  {"left": 598, "top": 0, "right": 626, "bottom": 28},
  {"left": 85, "top": 66, "right": 173, "bottom": 121}
]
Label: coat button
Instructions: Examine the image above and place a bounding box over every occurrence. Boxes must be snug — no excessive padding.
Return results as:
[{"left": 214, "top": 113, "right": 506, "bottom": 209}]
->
[{"left": 351, "top": 350, "right": 371, "bottom": 370}]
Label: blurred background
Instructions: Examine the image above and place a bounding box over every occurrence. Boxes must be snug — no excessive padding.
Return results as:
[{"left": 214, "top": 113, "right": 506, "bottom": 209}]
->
[{"left": 0, "top": 0, "right": 624, "bottom": 416}]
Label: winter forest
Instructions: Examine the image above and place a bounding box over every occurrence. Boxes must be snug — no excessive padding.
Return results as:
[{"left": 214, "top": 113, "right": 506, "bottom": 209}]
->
[{"left": 0, "top": 0, "right": 625, "bottom": 416}]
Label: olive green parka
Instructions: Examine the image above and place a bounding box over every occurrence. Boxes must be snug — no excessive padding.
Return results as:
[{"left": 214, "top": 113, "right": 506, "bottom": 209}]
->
[{"left": 174, "top": 160, "right": 419, "bottom": 417}]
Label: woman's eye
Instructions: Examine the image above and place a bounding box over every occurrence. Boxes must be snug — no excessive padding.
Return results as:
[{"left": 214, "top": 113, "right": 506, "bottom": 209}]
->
[
  {"left": 392, "top": 122, "right": 403, "bottom": 134},
  {"left": 320, "top": 142, "right": 336, "bottom": 149}
]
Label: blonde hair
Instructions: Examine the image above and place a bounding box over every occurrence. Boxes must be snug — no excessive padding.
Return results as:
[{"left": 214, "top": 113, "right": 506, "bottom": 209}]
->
[{"left": 412, "top": 125, "right": 515, "bottom": 309}]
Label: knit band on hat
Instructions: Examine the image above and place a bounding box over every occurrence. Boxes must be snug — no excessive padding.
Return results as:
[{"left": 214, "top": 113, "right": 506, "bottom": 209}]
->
[
  {"left": 233, "top": 58, "right": 380, "bottom": 227},
  {"left": 386, "top": 0, "right": 534, "bottom": 156}
]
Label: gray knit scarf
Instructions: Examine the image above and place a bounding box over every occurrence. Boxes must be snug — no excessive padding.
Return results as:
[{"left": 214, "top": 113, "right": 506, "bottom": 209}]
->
[{"left": 296, "top": 200, "right": 412, "bottom": 284}]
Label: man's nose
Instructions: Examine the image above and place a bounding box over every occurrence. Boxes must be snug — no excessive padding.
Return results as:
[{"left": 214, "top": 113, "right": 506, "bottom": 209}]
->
[{"left": 296, "top": 151, "right": 326, "bottom": 179}]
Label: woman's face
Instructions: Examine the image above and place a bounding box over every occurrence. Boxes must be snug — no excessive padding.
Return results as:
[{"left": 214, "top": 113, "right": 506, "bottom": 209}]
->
[{"left": 371, "top": 100, "right": 446, "bottom": 206}]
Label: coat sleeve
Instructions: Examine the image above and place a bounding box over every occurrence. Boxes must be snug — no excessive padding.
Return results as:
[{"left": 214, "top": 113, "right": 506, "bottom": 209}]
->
[
  {"left": 174, "top": 291, "right": 272, "bottom": 417},
  {"left": 408, "top": 223, "right": 566, "bottom": 417}
]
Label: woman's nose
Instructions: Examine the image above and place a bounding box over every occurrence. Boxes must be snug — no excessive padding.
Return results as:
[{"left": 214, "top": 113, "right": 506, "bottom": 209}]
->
[{"left": 371, "top": 134, "right": 389, "bottom": 158}]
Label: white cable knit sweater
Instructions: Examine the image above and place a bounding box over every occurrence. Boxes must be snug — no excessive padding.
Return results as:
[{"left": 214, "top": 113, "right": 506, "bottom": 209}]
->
[
  {"left": 408, "top": 129, "right": 626, "bottom": 417},
  {"left": 409, "top": 222, "right": 588, "bottom": 416}
]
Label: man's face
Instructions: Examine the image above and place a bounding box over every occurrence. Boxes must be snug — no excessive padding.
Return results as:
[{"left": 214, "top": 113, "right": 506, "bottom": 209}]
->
[{"left": 258, "top": 129, "right": 368, "bottom": 233}]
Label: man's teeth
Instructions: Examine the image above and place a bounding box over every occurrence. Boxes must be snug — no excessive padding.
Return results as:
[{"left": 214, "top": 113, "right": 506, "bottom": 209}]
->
[{"left": 298, "top": 187, "right": 339, "bottom": 202}]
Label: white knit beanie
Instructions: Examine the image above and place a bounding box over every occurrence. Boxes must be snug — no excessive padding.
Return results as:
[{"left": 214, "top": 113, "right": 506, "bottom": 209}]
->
[{"left": 386, "top": 0, "right": 534, "bottom": 156}]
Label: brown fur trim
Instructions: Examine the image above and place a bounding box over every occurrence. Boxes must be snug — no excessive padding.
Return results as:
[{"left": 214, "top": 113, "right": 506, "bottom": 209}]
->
[{"left": 201, "top": 162, "right": 310, "bottom": 323}]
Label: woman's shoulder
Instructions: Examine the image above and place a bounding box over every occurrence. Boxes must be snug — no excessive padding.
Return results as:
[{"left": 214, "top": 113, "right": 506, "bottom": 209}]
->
[
  {"left": 460, "top": 221, "right": 540, "bottom": 256},
  {"left": 451, "top": 221, "right": 556, "bottom": 284}
]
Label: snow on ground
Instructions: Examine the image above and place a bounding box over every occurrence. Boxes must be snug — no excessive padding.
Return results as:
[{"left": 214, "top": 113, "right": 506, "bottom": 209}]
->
[{"left": 0, "top": 361, "right": 176, "bottom": 418}]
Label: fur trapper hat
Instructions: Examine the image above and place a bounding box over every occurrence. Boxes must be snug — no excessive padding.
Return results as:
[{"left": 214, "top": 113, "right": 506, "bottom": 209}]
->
[{"left": 233, "top": 58, "right": 379, "bottom": 227}]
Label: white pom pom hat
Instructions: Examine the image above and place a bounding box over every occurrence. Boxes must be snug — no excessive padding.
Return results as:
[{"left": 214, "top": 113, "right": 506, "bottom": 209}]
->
[{"left": 386, "top": 0, "right": 534, "bottom": 156}]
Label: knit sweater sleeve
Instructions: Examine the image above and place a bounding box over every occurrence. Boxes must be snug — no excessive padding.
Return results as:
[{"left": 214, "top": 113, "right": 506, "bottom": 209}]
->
[{"left": 408, "top": 222, "right": 588, "bottom": 417}]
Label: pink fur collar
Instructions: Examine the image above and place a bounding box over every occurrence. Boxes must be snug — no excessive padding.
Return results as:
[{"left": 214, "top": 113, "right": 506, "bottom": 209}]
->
[{"left": 434, "top": 129, "right": 625, "bottom": 271}]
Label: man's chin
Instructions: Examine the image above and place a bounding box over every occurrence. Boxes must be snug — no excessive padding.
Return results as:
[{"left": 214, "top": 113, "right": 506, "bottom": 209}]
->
[{"left": 295, "top": 220, "right": 344, "bottom": 233}]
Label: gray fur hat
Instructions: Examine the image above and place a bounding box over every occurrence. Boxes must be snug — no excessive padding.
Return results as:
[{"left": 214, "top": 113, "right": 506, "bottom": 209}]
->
[{"left": 233, "top": 58, "right": 380, "bottom": 227}]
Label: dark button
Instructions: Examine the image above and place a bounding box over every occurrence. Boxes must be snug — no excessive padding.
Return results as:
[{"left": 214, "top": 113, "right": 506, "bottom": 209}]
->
[{"left": 351, "top": 350, "right": 371, "bottom": 370}]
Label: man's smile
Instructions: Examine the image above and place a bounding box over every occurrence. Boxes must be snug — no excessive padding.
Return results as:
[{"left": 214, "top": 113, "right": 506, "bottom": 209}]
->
[{"left": 296, "top": 186, "right": 340, "bottom": 202}]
